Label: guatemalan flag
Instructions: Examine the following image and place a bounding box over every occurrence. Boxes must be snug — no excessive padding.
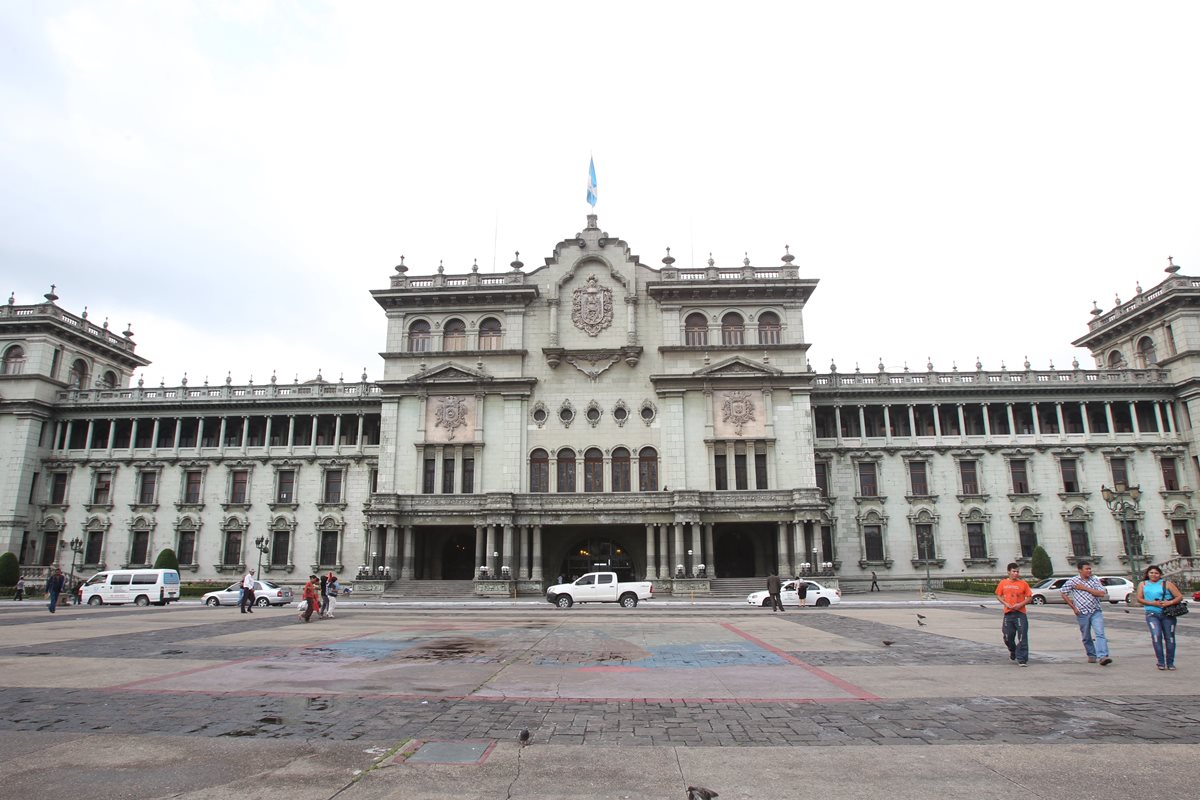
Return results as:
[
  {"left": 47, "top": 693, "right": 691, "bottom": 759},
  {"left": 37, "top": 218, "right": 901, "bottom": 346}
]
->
[{"left": 586, "top": 157, "right": 598, "bottom": 207}]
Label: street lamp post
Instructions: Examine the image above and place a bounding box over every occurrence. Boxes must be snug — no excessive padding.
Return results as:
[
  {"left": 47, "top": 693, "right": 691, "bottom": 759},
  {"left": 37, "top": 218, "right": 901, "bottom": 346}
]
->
[
  {"left": 68, "top": 537, "right": 83, "bottom": 602},
  {"left": 1101, "top": 483, "right": 1143, "bottom": 583},
  {"left": 254, "top": 535, "right": 270, "bottom": 576},
  {"left": 812, "top": 547, "right": 819, "bottom": 578},
  {"left": 918, "top": 530, "right": 934, "bottom": 599},
  {"left": 687, "top": 549, "right": 693, "bottom": 578}
]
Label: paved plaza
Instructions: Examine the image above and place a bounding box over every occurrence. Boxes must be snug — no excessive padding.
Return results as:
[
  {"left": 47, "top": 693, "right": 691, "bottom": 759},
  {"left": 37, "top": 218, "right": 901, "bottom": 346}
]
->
[{"left": 1, "top": 596, "right": 1197, "bottom": 799}]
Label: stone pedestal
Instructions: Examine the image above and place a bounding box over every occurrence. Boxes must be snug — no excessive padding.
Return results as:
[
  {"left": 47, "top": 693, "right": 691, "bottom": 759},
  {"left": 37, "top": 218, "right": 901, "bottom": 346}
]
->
[
  {"left": 516, "top": 579, "right": 544, "bottom": 597},
  {"left": 350, "top": 580, "right": 386, "bottom": 596},
  {"left": 669, "top": 577, "right": 711, "bottom": 595},
  {"left": 474, "top": 578, "right": 515, "bottom": 597}
]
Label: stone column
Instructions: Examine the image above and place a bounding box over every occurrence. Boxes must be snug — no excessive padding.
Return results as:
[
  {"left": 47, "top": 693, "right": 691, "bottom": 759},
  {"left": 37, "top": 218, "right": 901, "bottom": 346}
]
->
[
  {"left": 532, "top": 525, "right": 544, "bottom": 582},
  {"left": 857, "top": 405, "right": 867, "bottom": 437},
  {"left": 1031, "top": 403, "right": 1041, "bottom": 436},
  {"left": 401, "top": 526, "right": 414, "bottom": 580},
  {"left": 1056, "top": 402, "right": 1066, "bottom": 435},
  {"left": 883, "top": 406, "right": 892, "bottom": 442},
  {"left": 907, "top": 404, "right": 917, "bottom": 437},
  {"left": 956, "top": 404, "right": 966, "bottom": 437},
  {"left": 502, "top": 524, "right": 514, "bottom": 578},
  {"left": 474, "top": 525, "right": 485, "bottom": 577},
  {"left": 748, "top": 442, "right": 759, "bottom": 490},
  {"left": 658, "top": 526, "right": 669, "bottom": 580},
  {"left": 673, "top": 523, "right": 685, "bottom": 577},
  {"left": 1128, "top": 402, "right": 1140, "bottom": 434},
  {"left": 240, "top": 417, "right": 249, "bottom": 453},
  {"left": 1006, "top": 403, "right": 1017, "bottom": 435},
  {"left": 333, "top": 415, "right": 342, "bottom": 450},
  {"left": 1104, "top": 402, "right": 1116, "bottom": 435},
  {"left": 645, "top": 524, "right": 657, "bottom": 579},
  {"left": 1079, "top": 402, "right": 1091, "bottom": 435},
  {"left": 216, "top": 418, "right": 226, "bottom": 452},
  {"left": 387, "top": 526, "right": 400, "bottom": 577},
  {"left": 287, "top": 415, "right": 295, "bottom": 453},
  {"left": 725, "top": 441, "right": 736, "bottom": 489},
  {"left": 433, "top": 446, "right": 445, "bottom": 494},
  {"left": 704, "top": 523, "right": 716, "bottom": 578},
  {"left": 791, "top": 521, "right": 804, "bottom": 576},
  {"left": 776, "top": 522, "right": 789, "bottom": 575},
  {"left": 1165, "top": 403, "right": 1177, "bottom": 433},
  {"left": 1153, "top": 403, "right": 1165, "bottom": 434},
  {"left": 263, "top": 416, "right": 272, "bottom": 450},
  {"left": 485, "top": 525, "right": 496, "bottom": 577},
  {"left": 310, "top": 415, "right": 319, "bottom": 447},
  {"left": 453, "top": 446, "right": 464, "bottom": 495},
  {"left": 107, "top": 418, "right": 117, "bottom": 453},
  {"left": 834, "top": 406, "right": 843, "bottom": 443},
  {"left": 981, "top": 403, "right": 992, "bottom": 438},
  {"left": 933, "top": 405, "right": 942, "bottom": 438}
]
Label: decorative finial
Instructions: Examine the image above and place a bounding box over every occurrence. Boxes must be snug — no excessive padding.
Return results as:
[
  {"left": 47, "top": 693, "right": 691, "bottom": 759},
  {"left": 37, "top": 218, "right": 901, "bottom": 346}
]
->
[
  {"left": 225, "top": 371, "right": 232, "bottom": 385},
  {"left": 952, "top": 360, "right": 958, "bottom": 372},
  {"left": 437, "top": 260, "right": 444, "bottom": 274},
  {"left": 781, "top": 245, "right": 795, "bottom": 264},
  {"left": 102, "top": 317, "right": 108, "bottom": 329},
  {"left": 1001, "top": 360, "right": 1007, "bottom": 370},
  {"left": 662, "top": 246, "right": 675, "bottom": 266},
  {"left": 1049, "top": 359, "right": 1055, "bottom": 369},
  {"left": 1023, "top": 356, "right": 1031, "bottom": 370},
  {"left": 339, "top": 372, "right": 344, "bottom": 383},
  {"left": 472, "top": 258, "right": 479, "bottom": 273},
  {"left": 123, "top": 323, "right": 134, "bottom": 338},
  {"left": 203, "top": 375, "right": 209, "bottom": 386},
  {"left": 316, "top": 368, "right": 323, "bottom": 382},
  {"left": 707, "top": 252, "right": 715, "bottom": 268},
  {"left": 181, "top": 372, "right": 188, "bottom": 387},
  {"left": 927, "top": 357, "right": 933, "bottom": 371},
  {"left": 44, "top": 284, "right": 59, "bottom": 303},
  {"left": 1114, "top": 293, "right": 1121, "bottom": 305},
  {"left": 1090, "top": 300, "right": 1101, "bottom": 316},
  {"left": 6, "top": 292, "right": 13, "bottom": 306},
  {"left": 137, "top": 374, "right": 144, "bottom": 387},
  {"left": 743, "top": 252, "right": 751, "bottom": 267},
  {"left": 361, "top": 367, "right": 368, "bottom": 382},
  {"left": 878, "top": 357, "right": 885, "bottom": 372},
  {"left": 395, "top": 256, "right": 407, "bottom": 274},
  {"left": 511, "top": 251, "right": 524, "bottom": 270},
  {"left": 248, "top": 374, "right": 253, "bottom": 386},
  {"left": 81, "top": 306, "right": 88, "bottom": 319},
  {"left": 159, "top": 376, "right": 165, "bottom": 388},
  {"left": 270, "top": 370, "right": 277, "bottom": 384},
  {"left": 1166, "top": 255, "right": 1180, "bottom": 275},
  {"left": 1135, "top": 282, "right": 1143, "bottom": 295},
  {"left": 829, "top": 359, "right": 837, "bottom": 373},
  {"left": 854, "top": 362, "right": 861, "bottom": 374},
  {"left": 975, "top": 356, "right": 982, "bottom": 370},
  {"left": 903, "top": 361, "right": 909, "bottom": 372},
  {"left": 1072, "top": 357, "right": 1080, "bottom": 369}
]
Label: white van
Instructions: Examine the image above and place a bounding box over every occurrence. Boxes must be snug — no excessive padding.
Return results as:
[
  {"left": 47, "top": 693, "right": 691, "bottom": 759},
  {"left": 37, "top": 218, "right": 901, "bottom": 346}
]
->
[{"left": 81, "top": 569, "right": 181, "bottom": 606}]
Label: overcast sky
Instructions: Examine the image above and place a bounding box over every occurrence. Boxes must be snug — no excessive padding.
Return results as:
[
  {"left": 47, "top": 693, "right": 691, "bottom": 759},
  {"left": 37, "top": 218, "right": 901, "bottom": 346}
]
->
[{"left": 3, "top": 1, "right": 1198, "bottom": 386}]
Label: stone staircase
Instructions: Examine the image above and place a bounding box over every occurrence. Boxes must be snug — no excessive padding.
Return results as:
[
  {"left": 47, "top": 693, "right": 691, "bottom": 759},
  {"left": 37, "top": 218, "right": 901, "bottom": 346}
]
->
[
  {"left": 381, "top": 579, "right": 477, "bottom": 598},
  {"left": 708, "top": 578, "right": 767, "bottom": 598}
]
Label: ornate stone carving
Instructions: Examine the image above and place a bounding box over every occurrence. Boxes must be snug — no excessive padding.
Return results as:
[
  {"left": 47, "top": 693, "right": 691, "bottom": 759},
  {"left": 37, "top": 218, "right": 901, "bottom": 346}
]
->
[
  {"left": 433, "top": 395, "right": 469, "bottom": 440},
  {"left": 721, "top": 390, "right": 756, "bottom": 435},
  {"left": 565, "top": 353, "right": 621, "bottom": 381},
  {"left": 571, "top": 275, "right": 614, "bottom": 337}
]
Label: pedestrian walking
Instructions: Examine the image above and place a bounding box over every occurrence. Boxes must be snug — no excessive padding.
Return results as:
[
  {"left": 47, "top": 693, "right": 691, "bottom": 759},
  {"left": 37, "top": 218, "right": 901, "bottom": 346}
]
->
[
  {"left": 1061, "top": 560, "right": 1112, "bottom": 666},
  {"left": 14, "top": 576, "right": 25, "bottom": 601},
  {"left": 325, "top": 574, "right": 341, "bottom": 618},
  {"left": 299, "top": 574, "right": 319, "bottom": 622},
  {"left": 995, "top": 562, "right": 1032, "bottom": 666},
  {"left": 45, "top": 567, "right": 65, "bottom": 613},
  {"left": 319, "top": 573, "right": 330, "bottom": 617},
  {"left": 1135, "top": 565, "right": 1183, "bottom": 671},
  {"left": 766, "top": 573, "right": 784, "bottom": 612},
  {"left": 869, "top": 570, "right": 880, "bottom": 592},
  {"left": 796, "top": 579, "right": 809, "bottom": 608},
  {"left": 240, "top": 569, "right": 257, "bottom": 613}
]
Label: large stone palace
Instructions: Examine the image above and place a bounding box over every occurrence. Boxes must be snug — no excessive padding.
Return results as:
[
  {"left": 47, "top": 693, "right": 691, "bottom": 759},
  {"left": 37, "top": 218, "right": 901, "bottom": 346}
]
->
[{"left": 2, "top": 216, "right": 1198, "bottom": 593}]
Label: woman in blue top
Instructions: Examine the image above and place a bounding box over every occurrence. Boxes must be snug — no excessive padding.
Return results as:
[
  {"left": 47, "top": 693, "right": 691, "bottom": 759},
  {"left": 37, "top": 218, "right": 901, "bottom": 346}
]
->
[{"left": 1135, "top": 565, "right": 1183, "bottom": 670}]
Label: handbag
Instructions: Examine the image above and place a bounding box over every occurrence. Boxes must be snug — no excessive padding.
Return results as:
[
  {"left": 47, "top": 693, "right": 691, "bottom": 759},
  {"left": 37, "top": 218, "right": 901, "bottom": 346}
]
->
[{"left": 1163, "top": 600, "right": 1188, "bottom": 618}]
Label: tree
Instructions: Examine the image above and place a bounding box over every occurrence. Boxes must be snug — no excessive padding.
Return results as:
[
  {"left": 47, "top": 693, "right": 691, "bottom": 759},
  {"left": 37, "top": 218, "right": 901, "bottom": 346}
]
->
[
  {"left": 153, "top": 548, "right": 179, "bottom": 571},
  {"left": 1030, "top": 545, "right": 1053, "bottom": 581},
  {"left": 0, "top": 552, "right": 17, "bottom": 587}
]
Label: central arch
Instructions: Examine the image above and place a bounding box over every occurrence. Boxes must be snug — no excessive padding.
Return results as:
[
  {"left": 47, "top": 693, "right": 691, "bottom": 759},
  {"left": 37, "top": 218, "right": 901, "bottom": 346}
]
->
[{"left": 440, "top": 532, "right": 476, "bottom": 579}]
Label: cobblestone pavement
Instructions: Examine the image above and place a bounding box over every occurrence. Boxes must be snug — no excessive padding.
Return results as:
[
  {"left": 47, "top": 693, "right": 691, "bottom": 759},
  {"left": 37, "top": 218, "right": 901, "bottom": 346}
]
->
[{"left": 1, "top": 602, "right": 1198, "bottom": 747}]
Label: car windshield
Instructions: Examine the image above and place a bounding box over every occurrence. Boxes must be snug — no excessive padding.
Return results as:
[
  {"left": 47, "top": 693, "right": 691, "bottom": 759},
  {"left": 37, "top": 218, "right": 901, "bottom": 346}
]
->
[
  {"left": 226, "top": 583, "right": 240, "bottom": 592},
  {"left": 260, "top": 581, "right": 279, "bottom": 589}
]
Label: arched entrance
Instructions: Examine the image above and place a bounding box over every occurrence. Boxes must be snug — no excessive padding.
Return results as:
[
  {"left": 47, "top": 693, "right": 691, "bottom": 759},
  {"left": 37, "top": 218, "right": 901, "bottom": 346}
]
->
[
  {"left": 715, "top": 530, "right": 757, "bottom": 577},
  {"left": 440, "top": 532, "right": 475, "bottom": 579},
  {"left": 557, "top": 536, "right": 635, "bottom": 582}
]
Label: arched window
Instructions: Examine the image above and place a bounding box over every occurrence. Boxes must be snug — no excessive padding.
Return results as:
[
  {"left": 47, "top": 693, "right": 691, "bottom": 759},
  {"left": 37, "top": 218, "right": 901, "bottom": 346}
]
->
[
  {"left": 271, "top": 518, "right": 292, "bottom": 568},
  {"left": 1137, "top": 336, "right": 1157, "bottom": 367},
  {"left": 530, "top": 449, "right": 549, "bottom": 493},
  {"left": 721, "top": 312, "right": 744, "bottom": 345},
  {"left": 68, "top": 359, "right": 89, "bottom": 389},
  {"left": 100, "top": 370, "right": 118, "bottom": 389},
  {"left": 478, "top": 317, "right": 503, "bottom": 350},
  {"left": 584, "top": 448, "right": 604, "bottom": 493},
  {"left": 757, "top": 311, "right": 781, "bottom": 345},
  {"left": 684, "top": 313, "right": 708, "bottom": 346},
  {"left": 638, "top": 447, "right": 659, "bottom": 492},
  {"left": 556, "top": 448, "right": 576, "bottom": 493},
  {"left": 1107, "top": 350, "right": 1126, "bottom": 369},
  {"left": 443, "top": 318, "right": 466, "bottom": 351},
  {"left": 1, "top": 345, "right": 25, "bottom": 375},
  {"left": 407, "top": 320, "right": 431, "bottom": 352},
  {"left": 611, "top": 447, "right": 631, "bottom": 492}
]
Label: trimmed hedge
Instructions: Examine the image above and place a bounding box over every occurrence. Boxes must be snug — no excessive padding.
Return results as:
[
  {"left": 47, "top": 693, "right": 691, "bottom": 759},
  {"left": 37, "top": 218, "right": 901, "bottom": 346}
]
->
[
  {"left": 942, "top": 578, "right": 1002, "bottom": 595},
  {"left": 0, "top": 552, "right": 18, "bottom": 587}
]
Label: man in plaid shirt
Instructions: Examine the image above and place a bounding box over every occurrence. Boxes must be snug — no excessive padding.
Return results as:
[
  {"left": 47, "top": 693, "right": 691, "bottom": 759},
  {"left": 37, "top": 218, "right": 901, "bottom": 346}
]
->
[{"left": 1061, "top": 560, "right": 1112, "bottom": 666}]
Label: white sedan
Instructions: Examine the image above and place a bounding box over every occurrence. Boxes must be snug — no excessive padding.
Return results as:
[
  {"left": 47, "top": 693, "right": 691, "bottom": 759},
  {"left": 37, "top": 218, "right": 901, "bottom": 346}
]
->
[
  {"left": 202, "top": 580, "right": 295, "bottom": 607},
  {"left": 1029, "top": 575, "right": 1135, "bottom": 605},
  {"left": 747, "top": 580, "right": 841, "bottom": 608}
]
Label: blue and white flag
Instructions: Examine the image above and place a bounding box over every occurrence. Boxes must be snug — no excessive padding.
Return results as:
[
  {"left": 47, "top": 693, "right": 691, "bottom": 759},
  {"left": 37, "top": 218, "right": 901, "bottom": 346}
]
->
[{"left": 586, "top": 157, "right": 598, "bottom": 208}]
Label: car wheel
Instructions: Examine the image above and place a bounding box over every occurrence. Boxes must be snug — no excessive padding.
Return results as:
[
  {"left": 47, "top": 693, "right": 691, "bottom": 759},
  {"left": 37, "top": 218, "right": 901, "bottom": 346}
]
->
[
  {"left": 256, "top": 596, "right": 270, "bottom": 607},
  {"left": 134, "top": 595, "right": 150, "bottom": 607},
  {"left": 761, "top": 598, "right": 772, "bottom": 607},
  {"left": 1030, "top": 595, "right": 1046, "bottom": 605},
  {"left": 555, "top": 595, "right": 573, "bottom": 608},
  {"left": 1125, "top": 594, "right": 1134, "bottom": 605},
  {"left": 815, "top": 597, "right": 831, "bottom": 607},
  {"left": 205, "top": 597, "right": 220, "bottom": 606},
  {"left": 87, "top": 596, "right": 103, "bottom": 606},
  {"left": 619, "top": 593, "right": 638, "bottom": 608}
]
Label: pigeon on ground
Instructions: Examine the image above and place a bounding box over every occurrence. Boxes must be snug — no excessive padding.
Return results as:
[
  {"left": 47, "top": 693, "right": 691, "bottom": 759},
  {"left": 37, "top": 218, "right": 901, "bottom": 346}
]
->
[
  {"left": 916, "top": 613, "right": 927, "bottom": 619},
  {"left": 978, "top": 604, "right": 988, "bottom": 608},
  {"left": 518, "top": 729, "right": 530, "bottom": 746},
  {"left": 688, "top": 787, "right": 719, "bottom": 800},
  {"left": 916, "top": 616, "right": 927, "bottom": 627},
  {"left": 882, "top": 640, "right": 896, "bottom": 646}
]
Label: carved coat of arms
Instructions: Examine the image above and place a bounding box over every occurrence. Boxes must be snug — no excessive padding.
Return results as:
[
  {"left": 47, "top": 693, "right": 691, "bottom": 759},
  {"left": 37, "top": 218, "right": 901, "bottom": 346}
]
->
[
  {"left": 433, "top": 395, "right": 469, "bottom": 440},
  {"left": 571, "top": 275, "right": 614, "bottom": 337},
  {"left": 721, "top": 391, "right": 756, "bottom": 436}
]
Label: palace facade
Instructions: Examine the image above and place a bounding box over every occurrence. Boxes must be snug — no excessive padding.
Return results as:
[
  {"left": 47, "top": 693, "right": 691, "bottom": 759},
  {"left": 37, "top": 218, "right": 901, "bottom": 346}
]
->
[{"left": 2, "top": 216, "right": 1199, "bottom": 592}]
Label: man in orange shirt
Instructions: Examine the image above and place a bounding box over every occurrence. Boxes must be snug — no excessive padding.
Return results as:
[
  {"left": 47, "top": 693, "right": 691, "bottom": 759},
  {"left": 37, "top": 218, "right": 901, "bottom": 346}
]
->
[
  {"left": 300, "top": 575, "right": 319, "bottom": 623},
  {"left": 995, "top": 562, "right": 1032, "bottom": 666}
]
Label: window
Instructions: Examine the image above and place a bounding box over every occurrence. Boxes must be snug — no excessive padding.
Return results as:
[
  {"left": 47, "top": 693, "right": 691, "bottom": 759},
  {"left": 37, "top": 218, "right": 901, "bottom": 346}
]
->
[
  {"left": 1018, "top": 521, "right": 1037, "bottom": 558},
  {"left": 967, "top": 523, "right": 987, "bottom": 559},
  {"left": 858, "top": 462, "right": 878, "bottom": 497},
  {"left": 137, "top": 472, "right": 157, "bottom": 505},
  {"left": 959, "top": 460, "right": 979, "bottom": 494},
  {"left": 223, "top": 529, "right": 243, "bottom": 566},
  {"left": 323, "top": 469, "right": 344, "bottom": 503},
  {"left": 684, "top": 313, "right": 708, "bottom": 346},
  {"left": 757, "top": 312, "right": 781, "bottom": 345},
  {"left": 1069, "top": 520, "right": 1090, "bottom": 557},
  {"left": 1162, "top": 458, "right": 1180, "bottom": 491},
  {"left": 1010, "top": 459, "right": 1029, "bottom": 493},
  {"left": 557, "top": 449, "right": 576, "bottom": 493},
  {"left": 229, "top": 470, "right": 249, "bottom": 504},
  {"left": 1, "top": 345, "right": 25, "bottom": 375},
  {"left": 478, "top": 317, "right": 503, "bottom": 350},
  {"left": 462, "top": 449, "right": 475, "bottom": 494},
  {"left": 369, "top": 468, "right": 379, "bottom": 494},
  {"left": 183, "top": 470, "right": 203, "bottom": 504},
  {"left": 85, "top": 530, "right": 104, "bottom": 564},
  {"left": 815, "top": 462, "right": 828, "bottom": 496},
  {"left": 721, "top": 312, "right": 744, "bottom": 345},
  {"left": 530, "top": 449, "right": 549, "bottom": 492},
  {"left": 1172, "top": 519, "right": 1193, "bottom": 557},
  {"left": 1060, "top": 458, "right": 1079, "bottom": 492},
  {"left": 49, "top": 472, "right": 69, "bottom": 504},
  {"left": 442, "top": 456, "right": 455, "bottom": 494},
  {"left": 100, "top": 370, "right": 117, "bottom": 389},
  {"left": 443, "top": 318, "right": 466, "bottom": 351},
  {"left": 68, "top": 359, "right": 89, "bottom": 389},
  {"left": 754, "top": 451, "right": 768, "bottom": 490},
  {"left": 319, "top": 530, "right": 339, "bottom": 566},
  {"left": 271, "top": 530, "right": 290, "bottom": 567},
  {"left": 130, "top": 529, "right": 150, "bottom": 564},
  {"left": 1137, "top": 336, "right": 1157, "bottom": 367},
  {"left": 714, "top": 453, "right": 728, "bottom": 490},
  {"left": 909, "top": 461, "right": 928, "bottom": 495},
  {"left": 92, "top": 472, "right": 112, "bottom": 505},
  {"left": 611, "top": 447, "right": 631, "bottom": 492},
  {"left": 583, "top": 448, "right": 604, "bottom": 492},
  {"left": 422, "top": 456, "right": 435, "bottom": 494},
  {"left": 276, "top": 469, "right": 295, "bottom": 503},
  {"left": 915, "top": 523, "right": 936, "bottom": 559},
  {"left": 638, "top": 447, "right": 659, "bottom": 492},
  {"left": 1109, "top": 457, "right": 1129, "bottom": 489},
  {"left": 177, "top": 527, "right": 196, "bottom": 566},
  {"left": 407, "top": 320, "right": 431, "bottom": 352},
  {"left": 734, "top": 448, "right": 748, "bottom": 490},
  {"left": 864, "top": 525, "right": 885, "bottom": 561}
]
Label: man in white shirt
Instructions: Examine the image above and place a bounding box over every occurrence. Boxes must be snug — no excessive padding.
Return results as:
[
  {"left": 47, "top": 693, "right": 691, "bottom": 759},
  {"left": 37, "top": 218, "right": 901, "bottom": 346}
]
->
[{"left": 240, "top": 569, "right": 257, "bottom": 614}]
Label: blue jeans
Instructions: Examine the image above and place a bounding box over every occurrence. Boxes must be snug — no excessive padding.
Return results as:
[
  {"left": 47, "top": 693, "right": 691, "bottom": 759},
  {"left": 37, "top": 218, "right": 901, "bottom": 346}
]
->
[
  {"left": 47, "top": 591, "right": 59, "bottom": 613},
  {"left": 1002, "top": 612, "right": 1029, "bottom": 663},
  {"left": 1076, "top": 610, "right": 1109, "bottom": 659},
  {"left": 1145, "top": 613, "right": 1176, "bottom": 667}
]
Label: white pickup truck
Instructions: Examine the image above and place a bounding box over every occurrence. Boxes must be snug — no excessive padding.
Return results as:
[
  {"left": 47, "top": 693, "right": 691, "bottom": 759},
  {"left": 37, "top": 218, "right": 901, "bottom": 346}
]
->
[{"left": 545, "top": 572, "right": 654, "bottom": 608}]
